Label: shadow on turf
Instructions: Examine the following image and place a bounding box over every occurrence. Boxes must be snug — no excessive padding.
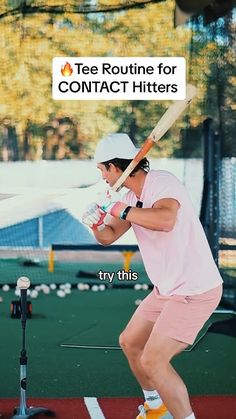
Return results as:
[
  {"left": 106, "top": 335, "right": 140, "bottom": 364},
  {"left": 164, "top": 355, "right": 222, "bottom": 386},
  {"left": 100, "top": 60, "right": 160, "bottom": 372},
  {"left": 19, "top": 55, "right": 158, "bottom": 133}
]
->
[
  {"left": 58, "top": 313, "right": 236, "bottom": 352},
  {"left": 208, "top": 316, "right": 236, "bottom": 337},
  {"left": 58, "top": 321, "right": 210, "bottom": 352}
]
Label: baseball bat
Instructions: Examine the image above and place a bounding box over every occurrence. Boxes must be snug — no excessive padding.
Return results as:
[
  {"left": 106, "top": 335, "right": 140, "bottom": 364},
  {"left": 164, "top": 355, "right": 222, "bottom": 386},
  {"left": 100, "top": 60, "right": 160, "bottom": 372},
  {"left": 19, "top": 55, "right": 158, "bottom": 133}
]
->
[{"left": 112, "top": 84, "right": 197, "bottom": 191}]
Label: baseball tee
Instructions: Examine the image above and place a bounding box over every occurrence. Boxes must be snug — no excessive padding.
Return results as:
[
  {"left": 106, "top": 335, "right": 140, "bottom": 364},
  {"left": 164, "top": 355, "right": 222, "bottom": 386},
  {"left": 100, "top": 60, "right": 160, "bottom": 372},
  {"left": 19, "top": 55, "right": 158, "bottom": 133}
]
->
[{"left": 124, "top": 170, "right": 223, "bottom": 296}]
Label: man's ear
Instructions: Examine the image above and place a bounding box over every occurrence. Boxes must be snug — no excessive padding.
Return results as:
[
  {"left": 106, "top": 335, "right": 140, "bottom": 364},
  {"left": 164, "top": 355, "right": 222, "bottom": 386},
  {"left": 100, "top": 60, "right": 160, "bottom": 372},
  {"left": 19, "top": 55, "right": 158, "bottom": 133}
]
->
[
  {"left": 106, "top": 162, "right": 113, "bottom": 172},
  {"left": 109, "top": 163, "right": 120, "bottom": 173}
]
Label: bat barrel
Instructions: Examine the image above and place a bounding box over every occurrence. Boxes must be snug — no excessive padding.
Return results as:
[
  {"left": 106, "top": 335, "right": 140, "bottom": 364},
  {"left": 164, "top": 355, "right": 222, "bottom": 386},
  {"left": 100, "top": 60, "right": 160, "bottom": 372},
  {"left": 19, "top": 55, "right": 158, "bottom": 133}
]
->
[{"left": 112, "top": 84, "right": 197, "bottom": 191}]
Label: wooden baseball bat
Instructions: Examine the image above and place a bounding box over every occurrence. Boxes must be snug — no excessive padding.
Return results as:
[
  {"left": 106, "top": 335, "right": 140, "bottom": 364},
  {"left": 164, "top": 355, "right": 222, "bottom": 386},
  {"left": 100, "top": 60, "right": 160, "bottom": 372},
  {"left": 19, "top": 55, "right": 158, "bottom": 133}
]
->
[{"left": 112, "top": 84, "right": 197, "bottom": 191}]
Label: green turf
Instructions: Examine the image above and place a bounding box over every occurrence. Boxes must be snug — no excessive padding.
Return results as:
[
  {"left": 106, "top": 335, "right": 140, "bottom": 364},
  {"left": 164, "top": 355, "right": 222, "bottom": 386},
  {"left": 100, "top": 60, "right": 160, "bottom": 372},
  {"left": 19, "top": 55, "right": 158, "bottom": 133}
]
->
[
  {"left": 1, "top": 258, "right": 235, "bottom": 287},
  {"left": 59, "top": 308, "right": 225, "bottom": 352},
  {"left": 0, "top": 288, "right": 236, "bottom": 398},
  {"left": 0, "top": 259, "right": 149, "bottom": 286}
]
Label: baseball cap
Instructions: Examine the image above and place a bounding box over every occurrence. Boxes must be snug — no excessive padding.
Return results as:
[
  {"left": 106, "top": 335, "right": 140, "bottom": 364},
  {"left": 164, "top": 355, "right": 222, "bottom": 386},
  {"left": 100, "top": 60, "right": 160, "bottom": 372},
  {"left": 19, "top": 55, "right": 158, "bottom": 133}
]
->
[{"left": 94, "top": 133, "right": 140, "bottom": 163}]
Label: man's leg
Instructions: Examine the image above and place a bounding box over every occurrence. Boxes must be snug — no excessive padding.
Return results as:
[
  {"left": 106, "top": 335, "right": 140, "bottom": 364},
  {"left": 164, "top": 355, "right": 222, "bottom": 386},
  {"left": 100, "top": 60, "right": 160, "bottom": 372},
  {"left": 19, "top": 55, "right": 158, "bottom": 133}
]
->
[
  {"left": 141, "top": 331, "right": 193, "bottom": 419},
  {"left": 120, "top": 312, "right": 171, "bottom": 417},
  {"left": 119, "top": 311, "right": 155, "bottom": 389}
]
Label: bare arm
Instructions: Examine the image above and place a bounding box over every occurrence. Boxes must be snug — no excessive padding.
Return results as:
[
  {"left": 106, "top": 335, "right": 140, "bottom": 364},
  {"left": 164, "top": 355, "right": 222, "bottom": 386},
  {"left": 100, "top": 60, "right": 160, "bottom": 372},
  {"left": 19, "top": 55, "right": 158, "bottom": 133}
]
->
[
  {"left": 93, "top": 198, "right": 179, "bottom": 244},
  {"left": 93, "top": 216, "right": 131, "bottom": 245},
  {"left": 125, "top": 198, "right": 180, "bottom": 231}
]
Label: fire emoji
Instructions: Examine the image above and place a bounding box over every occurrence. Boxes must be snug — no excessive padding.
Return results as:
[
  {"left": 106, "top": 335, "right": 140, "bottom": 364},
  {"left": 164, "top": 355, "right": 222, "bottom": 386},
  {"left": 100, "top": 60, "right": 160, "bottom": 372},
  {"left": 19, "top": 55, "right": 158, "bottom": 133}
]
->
[{"left": 61, "top": 62, "right": 73, "bottom": 76}]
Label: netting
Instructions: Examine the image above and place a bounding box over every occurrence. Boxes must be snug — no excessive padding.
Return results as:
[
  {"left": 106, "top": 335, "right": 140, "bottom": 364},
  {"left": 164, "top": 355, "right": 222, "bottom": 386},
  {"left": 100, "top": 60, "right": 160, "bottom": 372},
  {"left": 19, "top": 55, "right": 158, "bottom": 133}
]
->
[
  {"left": 185, "top": 12, "right": 236, "bottom": 309},
  {"left": 0, "top": 0, "right": 234, "bottom": 160},
  {"left": 220, "top": 159, "right": 236, "bottom": 240},
  {"left": 0, "top": 1, "right": 235, "bottom": 301},
  {"left": 187, "top": 13, "right": 235, "bottom": 157},
  {"left": 0, "top": 158, "right": 202, "bottom": 287},
  {"left": 219, "top": 158, "right": 236, "bottom": 309}
]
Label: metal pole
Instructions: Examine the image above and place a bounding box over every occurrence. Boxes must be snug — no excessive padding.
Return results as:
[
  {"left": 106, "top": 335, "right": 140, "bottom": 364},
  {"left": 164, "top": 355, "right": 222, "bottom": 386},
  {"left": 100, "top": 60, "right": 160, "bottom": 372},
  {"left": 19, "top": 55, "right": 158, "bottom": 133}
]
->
[
  {"left": 211, "top": 131, "right": 221, "bottom": 265},
  {"left": 200, "top": 118, "right": 213, "bottom": 240}
]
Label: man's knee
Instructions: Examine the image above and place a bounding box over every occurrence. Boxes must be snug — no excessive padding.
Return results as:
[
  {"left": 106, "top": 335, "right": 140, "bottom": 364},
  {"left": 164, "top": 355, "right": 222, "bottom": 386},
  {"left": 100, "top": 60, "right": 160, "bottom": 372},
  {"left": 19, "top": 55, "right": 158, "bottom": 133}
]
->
[
  {"left": 119, "top": 331, "right": 131, "bottom": 352},
  {"left": 140, "top": 333, "right": 188, "bottom": 375},
  {"left": 119, "top": 331, "right": 141, "bottom": 356}
]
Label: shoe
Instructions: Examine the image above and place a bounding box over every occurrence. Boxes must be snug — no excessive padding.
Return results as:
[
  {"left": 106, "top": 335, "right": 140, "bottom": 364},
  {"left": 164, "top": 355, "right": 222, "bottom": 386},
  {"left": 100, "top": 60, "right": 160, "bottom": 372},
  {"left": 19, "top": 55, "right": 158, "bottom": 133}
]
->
[{"left": 136, "top": 401, "right": 172, "bottom": 419}]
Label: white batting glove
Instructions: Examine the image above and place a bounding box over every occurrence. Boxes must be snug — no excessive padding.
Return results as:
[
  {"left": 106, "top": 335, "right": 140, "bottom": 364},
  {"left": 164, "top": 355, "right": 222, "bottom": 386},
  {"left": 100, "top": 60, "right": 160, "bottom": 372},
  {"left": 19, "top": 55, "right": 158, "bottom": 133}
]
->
[
  {"left": 82, "top": 203, "right": 106, "bottom": 231},
  {"left": 96, "top": 189, "right": 128, "bottom": 218}
]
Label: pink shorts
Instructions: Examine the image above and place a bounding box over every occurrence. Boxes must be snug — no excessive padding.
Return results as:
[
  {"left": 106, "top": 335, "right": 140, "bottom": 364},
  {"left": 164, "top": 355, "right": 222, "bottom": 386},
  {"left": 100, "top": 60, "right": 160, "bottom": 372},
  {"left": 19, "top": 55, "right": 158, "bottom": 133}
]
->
[{"left": 135, "top": 285, "right": 223, "bottom": 345}]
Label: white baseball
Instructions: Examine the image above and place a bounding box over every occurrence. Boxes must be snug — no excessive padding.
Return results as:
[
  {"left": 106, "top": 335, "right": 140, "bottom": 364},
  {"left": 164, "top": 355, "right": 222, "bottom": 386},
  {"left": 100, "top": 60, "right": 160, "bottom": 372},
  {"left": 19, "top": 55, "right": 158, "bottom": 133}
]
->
[{"left": 17, "top": 276, "right": 31, "bottom": 289}]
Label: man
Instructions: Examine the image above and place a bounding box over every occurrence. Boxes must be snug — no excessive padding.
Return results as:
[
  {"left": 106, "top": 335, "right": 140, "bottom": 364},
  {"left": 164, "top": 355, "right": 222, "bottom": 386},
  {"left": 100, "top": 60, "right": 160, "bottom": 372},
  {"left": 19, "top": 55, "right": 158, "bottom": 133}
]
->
[{"left": 82, "top": 133, "right": 223, "bottom": 419}]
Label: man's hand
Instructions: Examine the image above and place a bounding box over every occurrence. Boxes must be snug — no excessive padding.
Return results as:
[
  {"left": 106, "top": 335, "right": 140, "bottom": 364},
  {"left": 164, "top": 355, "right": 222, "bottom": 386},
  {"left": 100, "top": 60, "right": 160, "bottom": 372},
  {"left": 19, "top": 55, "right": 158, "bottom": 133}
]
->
[
  {"left": 97, "top": 189, "right": 128, "bottom": 219},
  {"left": 82, "top": 203, "right": 106, "bottom": 231}
]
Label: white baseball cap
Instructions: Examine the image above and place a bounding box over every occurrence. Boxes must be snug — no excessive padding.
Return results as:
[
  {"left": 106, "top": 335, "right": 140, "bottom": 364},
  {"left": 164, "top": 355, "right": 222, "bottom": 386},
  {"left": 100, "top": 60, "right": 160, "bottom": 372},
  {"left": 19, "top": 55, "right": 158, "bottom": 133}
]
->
[{"left": 94, "top": 133, "right": 140, "bottom": 163}]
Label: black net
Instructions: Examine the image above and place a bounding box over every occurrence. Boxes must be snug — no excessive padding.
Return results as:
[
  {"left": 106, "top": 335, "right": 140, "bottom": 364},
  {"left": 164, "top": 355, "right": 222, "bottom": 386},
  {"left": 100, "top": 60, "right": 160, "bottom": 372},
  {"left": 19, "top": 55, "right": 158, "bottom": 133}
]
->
[
  {"left": 0, "top": 1, "right": 165, "bottom": 16},
  {"left": 219, "top": 158, "right": 236, "bottom": 309},
  {"left": 185, "top": 13, "right": 236, "bottom": 311},
  {"left": 187, "top": 13, "right": 235, "bottom": 158},
  {"left": 0, "top": 1, "right": 235, "bottom": 298},
  {"left": 0, "top": 0, "right": 234, "bottom": 160}
]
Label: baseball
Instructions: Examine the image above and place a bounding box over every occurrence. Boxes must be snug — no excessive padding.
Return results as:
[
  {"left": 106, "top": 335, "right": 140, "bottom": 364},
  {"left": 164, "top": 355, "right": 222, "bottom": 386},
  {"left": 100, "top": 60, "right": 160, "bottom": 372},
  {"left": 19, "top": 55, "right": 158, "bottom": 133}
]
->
[{"left": 17, "top": 276, "right": 31, "bottom": 289}]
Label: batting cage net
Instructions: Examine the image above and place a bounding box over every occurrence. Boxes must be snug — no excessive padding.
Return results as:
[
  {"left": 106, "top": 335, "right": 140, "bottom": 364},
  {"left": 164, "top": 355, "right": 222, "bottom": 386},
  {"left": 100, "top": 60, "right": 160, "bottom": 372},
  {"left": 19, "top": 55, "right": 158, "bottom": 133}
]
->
[
  {"left": 0, "top": 1, "right": 166, "bottom": 16},
  {"left": 0, "top": 1, "right": 235, "bottom": 305},
  {"left": 219, "top": 159, "right": 236, "bottom": 310},
  {"left": 0, "top": 158, "right": 203, "bottom": 288}
]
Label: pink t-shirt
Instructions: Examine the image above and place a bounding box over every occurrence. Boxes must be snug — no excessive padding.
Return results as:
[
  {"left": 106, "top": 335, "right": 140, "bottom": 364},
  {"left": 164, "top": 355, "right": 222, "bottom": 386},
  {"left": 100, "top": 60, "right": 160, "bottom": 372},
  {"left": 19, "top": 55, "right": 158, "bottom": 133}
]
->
[{"left": 124, "top": 170, "right": 223, "bottom": 296}]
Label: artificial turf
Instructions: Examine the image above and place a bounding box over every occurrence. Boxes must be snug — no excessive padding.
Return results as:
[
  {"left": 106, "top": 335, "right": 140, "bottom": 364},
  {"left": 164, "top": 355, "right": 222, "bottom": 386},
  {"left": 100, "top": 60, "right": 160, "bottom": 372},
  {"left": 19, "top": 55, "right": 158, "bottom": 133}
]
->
[{"left": 0, "top": 288, "right": 235, "bottom": 399}]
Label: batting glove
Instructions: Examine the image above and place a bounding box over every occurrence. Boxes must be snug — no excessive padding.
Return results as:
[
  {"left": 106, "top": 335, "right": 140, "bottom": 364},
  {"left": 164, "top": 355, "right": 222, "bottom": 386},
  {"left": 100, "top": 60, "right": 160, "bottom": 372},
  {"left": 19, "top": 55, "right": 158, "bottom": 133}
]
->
[
  {"left": 82, "top": 203, "right": 106, "bottom": 231},
  {"left": 97, "top": 189, "right": 128, "bottom": 219}
]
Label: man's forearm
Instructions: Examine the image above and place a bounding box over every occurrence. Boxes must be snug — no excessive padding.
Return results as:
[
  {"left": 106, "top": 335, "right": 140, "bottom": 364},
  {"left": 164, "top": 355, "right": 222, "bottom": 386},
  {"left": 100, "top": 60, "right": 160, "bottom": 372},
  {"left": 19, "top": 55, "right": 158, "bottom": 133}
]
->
[
  {"left": 93, "top": 224, "right": 117, "bottom": 245},
  {"left": 125, "top": 207, "right": 176, "bottom": 232}
]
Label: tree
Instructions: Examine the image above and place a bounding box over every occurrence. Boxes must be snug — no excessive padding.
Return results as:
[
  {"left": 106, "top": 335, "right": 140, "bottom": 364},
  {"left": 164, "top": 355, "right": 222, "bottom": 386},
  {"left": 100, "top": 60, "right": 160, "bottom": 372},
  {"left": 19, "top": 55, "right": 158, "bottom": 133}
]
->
[{"left": 0, "top": 0, "right": 234, "bottom": 159}]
